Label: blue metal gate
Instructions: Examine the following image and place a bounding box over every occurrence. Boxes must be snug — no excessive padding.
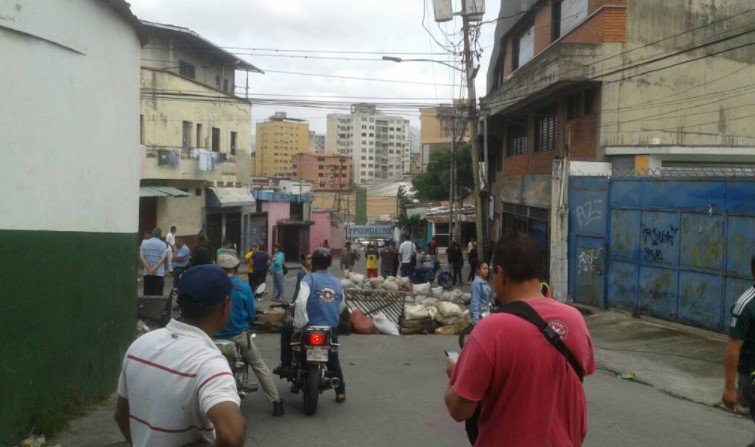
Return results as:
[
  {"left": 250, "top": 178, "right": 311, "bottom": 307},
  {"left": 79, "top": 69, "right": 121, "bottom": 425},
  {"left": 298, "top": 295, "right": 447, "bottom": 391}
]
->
[{"left": 569, "top": 177, "right": 755, "bottom": 331}]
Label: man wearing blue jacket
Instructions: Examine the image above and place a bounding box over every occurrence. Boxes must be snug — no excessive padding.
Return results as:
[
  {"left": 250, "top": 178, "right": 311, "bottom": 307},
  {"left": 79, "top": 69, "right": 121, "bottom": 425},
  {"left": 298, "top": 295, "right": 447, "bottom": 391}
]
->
[
  {"left": 215, "top": 253, "right": 284, "bottom": 417},
  {"left": 286, "top": 248, "right": 347, "bottom": 402}
]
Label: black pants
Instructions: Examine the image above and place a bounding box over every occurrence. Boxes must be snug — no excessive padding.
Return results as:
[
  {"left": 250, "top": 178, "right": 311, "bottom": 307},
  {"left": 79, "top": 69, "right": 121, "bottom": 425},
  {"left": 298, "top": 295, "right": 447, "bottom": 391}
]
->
[
  {"left": 173, "top": 267, "right": 186, "bottom": 288},
  {"left": 452, "top": 262, "right": 463, "bottom": 285},
  {"left": 281, "top": 326, "right": 345, "bottom": 394},
  {"left": 143, "top": 275, "right": 164, "bottom": 296},
  {"left": 467, "top": 260, "right": 478, "bottom": 282},
  {"left": 250, "top": 271, "right": 266, "bottom": 291}
]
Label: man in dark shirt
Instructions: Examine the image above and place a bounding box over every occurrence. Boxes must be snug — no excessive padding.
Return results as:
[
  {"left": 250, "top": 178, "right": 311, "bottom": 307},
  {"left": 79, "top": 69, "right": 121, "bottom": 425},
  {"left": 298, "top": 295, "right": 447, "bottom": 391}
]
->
[
  {"left": 250, "top": 245, "right": 271, "bottom": 291},
  {"left": 380, "top": 240, "right": 399, "bottom": 278},
  {"left": 447, "top": 239, "right": 464, "bottom": 285},
  {"left": 723, "top": 256, "right": 755, "bottom": 438}
]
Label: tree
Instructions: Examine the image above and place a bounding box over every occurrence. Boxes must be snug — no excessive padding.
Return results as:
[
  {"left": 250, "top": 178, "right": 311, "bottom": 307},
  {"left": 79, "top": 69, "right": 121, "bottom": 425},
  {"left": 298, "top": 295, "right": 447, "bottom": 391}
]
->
[{"left": 411, "top": 143, "right": 473, "bottom": 201}]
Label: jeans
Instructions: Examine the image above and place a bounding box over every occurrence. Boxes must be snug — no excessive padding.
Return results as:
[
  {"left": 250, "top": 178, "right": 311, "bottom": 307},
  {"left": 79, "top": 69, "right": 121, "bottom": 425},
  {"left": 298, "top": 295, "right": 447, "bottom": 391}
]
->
[
  {"left": 272, "top": 270, "right": 285, "bottom": 299},
  {"left": 231, "top": 332, "right": 280, "bottom": 403},
  {"left": 143, "top": 275, "right": 164, "bottom": 296},
  {"left": 467, "top": 260, "right": 478, "bottom": 282},
  {"left": 381, "top": 268, "right": 393, "bottom": 278},
  {"left": 400, "top": 263, "right": 413, "bottom": 278}
]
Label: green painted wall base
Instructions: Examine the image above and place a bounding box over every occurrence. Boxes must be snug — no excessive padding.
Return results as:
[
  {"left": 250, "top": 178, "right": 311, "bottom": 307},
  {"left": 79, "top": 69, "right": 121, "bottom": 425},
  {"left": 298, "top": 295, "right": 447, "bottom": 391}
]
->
[{"left": 0, "top": 230, "right": 137, "bottom": 445}]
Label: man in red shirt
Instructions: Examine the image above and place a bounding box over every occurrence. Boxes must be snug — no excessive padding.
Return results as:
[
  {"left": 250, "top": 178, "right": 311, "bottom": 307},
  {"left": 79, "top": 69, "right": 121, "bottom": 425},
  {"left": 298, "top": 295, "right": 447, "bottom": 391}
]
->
[{"left": 444, "top": 233, "right": 595, "bottom": 446}]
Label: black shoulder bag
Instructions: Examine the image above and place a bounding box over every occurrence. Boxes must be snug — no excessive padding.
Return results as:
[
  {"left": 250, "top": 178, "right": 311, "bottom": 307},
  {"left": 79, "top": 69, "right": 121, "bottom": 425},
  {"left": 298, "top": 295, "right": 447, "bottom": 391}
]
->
[{"left": 464, "top": 300, "right": 584, "bottom": 445}]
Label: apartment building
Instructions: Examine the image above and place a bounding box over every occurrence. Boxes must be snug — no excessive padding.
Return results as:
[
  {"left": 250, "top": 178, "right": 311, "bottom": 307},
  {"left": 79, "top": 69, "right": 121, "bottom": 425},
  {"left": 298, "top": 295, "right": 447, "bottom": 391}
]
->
[
  {"left": 292, "top": 153, "right": 352, "bottom": 191},
  {"left": 419, "top": 103, "right": 472, "bottom": 171},
  {"left": 139, "top": 21, "right": 261, "bottom": 248},
  {"left": 255, "top": 112, "right": 310, "bottom": 177},
  {"left": 309, "top": 131, "right": 326, "bottom": 153},
  {"left": 325, "top": 104, "right": 410, "bottom": 183},
  {"left": 482, "top": 0, "right": 754, "bottom": 248}
]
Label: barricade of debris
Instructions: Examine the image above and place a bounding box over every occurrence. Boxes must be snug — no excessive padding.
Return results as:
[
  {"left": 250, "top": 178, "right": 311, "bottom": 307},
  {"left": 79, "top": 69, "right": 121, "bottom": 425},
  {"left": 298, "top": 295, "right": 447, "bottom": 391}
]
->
[{"left": 341, "top": 272, "right": 471, "bottom": 335}]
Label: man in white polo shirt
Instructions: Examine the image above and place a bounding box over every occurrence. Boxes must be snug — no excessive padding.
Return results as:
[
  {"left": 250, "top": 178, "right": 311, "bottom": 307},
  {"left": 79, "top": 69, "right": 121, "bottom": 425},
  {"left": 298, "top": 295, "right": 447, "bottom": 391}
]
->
[{"left": 114, "top": 264, "right": 246, "bottom": 447}]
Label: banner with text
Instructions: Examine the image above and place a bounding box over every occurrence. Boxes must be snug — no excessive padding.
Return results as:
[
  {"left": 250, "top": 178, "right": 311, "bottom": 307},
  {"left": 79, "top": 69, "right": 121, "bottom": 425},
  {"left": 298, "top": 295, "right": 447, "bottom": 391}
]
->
[{"left": 346, "top": 225, "right": 394, "bottom": 239}]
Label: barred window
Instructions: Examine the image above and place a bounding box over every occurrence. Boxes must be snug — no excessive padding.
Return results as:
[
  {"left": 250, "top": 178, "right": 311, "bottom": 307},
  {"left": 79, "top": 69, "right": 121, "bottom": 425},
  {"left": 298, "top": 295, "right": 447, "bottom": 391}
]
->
[
  {"left": 535, "top": 105, "right": 558, "bottom": 152},
  {"left": 507, "top": 120, "right": 528, "bottom": 156}
]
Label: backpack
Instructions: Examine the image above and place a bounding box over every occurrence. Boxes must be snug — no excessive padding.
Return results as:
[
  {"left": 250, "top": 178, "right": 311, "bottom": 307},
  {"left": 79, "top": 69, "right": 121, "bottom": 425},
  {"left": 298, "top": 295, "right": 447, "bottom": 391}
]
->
[{"left": 464, "top": 300, "right": 584, "bottom": 445}]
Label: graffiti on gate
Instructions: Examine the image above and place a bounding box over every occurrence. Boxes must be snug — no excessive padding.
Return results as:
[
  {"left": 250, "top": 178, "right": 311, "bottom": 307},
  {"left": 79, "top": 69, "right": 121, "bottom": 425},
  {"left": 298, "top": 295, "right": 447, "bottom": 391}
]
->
[
  {"left": 576, "top": 199, "right": 603, "bottom": 229},
  {"left": 641, "top": 223, "right": 679, "bottom": 262},
  {"left": 578, "top": 248, "right": 604, "bottom": 275}
]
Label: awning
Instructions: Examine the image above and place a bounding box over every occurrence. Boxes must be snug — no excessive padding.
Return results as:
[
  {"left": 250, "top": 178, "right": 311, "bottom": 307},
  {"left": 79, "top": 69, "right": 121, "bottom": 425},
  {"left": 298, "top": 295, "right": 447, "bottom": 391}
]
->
[
  {"left": 206, "top": 187, "right": 255, "bottom": 208},
  {"left": 139, "top": 186, "right": 190, "bottom": 198}
]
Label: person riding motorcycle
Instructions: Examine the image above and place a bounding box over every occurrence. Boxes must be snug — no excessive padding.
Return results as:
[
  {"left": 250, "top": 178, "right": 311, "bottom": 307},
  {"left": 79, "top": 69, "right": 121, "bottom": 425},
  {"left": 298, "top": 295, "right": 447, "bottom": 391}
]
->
[
  {"left": 277, "top": 248, "right": 347, "bottom": 403},
  {"left": 214, "top": 253, "right": 285, "bottom": 417}
]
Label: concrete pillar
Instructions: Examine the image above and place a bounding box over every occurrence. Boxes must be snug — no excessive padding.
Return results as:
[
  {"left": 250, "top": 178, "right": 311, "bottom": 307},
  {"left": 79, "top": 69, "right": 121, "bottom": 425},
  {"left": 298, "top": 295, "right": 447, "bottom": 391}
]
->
[{"left": 549, "top": 158, "right": 570, "bottom": 302}]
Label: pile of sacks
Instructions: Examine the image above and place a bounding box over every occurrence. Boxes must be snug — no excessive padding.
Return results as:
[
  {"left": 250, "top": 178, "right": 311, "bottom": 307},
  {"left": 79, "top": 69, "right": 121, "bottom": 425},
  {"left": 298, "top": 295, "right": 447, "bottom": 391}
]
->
[
  {"left": 401, "top": 287, "right": 471, "bottom": 335},
  {"left": 341, "top": 271, "right": 471, "bottom": 336}
]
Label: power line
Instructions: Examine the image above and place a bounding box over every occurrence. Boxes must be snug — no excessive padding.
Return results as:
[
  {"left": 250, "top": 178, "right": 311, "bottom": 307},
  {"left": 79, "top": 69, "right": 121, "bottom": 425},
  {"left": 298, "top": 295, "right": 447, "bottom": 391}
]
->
[
  {"left": 260, "top": 69, "right": 457, "bottom": 87},
  {"left": 144, "top": 44, "right": 448, "bottom": 56}
]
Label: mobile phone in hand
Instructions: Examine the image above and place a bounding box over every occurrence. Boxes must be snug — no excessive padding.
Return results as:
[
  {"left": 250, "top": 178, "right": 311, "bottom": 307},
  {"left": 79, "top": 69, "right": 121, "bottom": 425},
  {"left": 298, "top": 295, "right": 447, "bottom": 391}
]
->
[{"left": 444, "top": 349, "right": 459, "bottom": 361}]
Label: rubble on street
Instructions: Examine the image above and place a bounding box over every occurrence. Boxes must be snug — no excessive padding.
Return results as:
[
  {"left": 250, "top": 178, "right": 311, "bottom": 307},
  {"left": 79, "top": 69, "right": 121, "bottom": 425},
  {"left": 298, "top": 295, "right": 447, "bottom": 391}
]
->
[{"left": 341, "top": 271, "right": 471, "bottom": 336}]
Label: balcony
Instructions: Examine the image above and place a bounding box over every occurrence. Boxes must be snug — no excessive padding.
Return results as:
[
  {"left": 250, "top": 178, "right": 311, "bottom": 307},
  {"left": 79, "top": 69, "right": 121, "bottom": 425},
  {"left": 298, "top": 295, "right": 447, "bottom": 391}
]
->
[
  {"left": 142, "top": 145, "right": 236, "bottom": 182},
  {"left": 483, "top": 42, "right": 612, "bottom": 116}
]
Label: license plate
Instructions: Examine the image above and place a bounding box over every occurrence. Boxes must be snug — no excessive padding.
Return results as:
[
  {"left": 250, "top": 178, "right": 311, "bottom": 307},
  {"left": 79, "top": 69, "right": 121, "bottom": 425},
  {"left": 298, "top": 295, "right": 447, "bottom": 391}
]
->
[{"left": 306, "top": 347, "right": 329, "bottom": 362}]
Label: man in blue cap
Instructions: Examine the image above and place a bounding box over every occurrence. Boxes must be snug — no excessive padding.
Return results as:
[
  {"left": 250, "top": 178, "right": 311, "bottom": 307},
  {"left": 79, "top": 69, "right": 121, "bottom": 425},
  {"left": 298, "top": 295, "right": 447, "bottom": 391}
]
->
[{"left": 114, "top": 265, "right": 246, "bottom": 447}]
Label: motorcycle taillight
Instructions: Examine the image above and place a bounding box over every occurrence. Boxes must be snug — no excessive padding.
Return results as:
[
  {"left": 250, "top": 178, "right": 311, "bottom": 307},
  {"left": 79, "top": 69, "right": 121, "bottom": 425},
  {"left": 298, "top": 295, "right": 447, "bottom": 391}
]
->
[{"left": 309, "top": 333, "right": 326, "bottom": 346}]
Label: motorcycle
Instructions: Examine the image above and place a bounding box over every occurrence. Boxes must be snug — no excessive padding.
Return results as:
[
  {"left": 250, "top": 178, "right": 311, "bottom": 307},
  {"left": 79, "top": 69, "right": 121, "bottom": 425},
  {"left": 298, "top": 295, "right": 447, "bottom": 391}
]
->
[
  {"left": 271, "top": 302, "right": 341, "bottom": 416},
  {"left": 411, "top": 257, "right": 454, "bottom": 290},
  {"left": 211, "top": 283, "right": 267, "bottom": 400}
]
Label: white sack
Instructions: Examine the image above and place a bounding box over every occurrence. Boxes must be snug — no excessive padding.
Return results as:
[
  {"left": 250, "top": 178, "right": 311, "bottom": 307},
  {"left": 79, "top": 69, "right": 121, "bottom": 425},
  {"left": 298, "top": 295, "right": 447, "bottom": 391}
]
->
[{"left": 373, "top": 312, "right": 400, "bottom": 335}]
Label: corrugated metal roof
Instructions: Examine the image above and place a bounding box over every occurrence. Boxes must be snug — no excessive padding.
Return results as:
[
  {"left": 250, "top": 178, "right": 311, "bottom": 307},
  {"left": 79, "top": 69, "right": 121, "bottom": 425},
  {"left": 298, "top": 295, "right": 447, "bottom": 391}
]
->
[
  {"left": 206, "top": 187, "right": 254, "bottom": 208},
  {"left": 139, "top": 186, "right": 190, "bottom": 198},
  {"left": 140, "top": 186, "right": 168, "bottom": 198}
]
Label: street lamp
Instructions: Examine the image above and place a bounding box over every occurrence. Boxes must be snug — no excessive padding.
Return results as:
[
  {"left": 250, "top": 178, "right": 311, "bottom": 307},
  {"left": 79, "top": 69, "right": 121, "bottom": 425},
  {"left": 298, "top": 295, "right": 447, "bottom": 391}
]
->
[{"left": 381, "top": 55, "right": 462, "bottom": 72}]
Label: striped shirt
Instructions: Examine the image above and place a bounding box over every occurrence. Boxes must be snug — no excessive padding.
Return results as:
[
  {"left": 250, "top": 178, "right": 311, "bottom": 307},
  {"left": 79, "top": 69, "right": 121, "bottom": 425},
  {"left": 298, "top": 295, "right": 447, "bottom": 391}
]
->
[
  {"left": 731, "top": 286, "right": 755, "bottom": 327},
  {"left": 117, "top": 320, "right": 239, "bottom": 447},
  {"left": 140, "top": 237, "right": 168, "bottom": 276}
]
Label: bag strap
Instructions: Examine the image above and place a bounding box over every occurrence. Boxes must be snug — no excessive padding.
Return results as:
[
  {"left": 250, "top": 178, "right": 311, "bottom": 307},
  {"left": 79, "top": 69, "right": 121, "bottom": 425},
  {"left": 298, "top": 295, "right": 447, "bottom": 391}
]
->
[{"left": 497, "top": 301, "right": 584, "bottom": 382}]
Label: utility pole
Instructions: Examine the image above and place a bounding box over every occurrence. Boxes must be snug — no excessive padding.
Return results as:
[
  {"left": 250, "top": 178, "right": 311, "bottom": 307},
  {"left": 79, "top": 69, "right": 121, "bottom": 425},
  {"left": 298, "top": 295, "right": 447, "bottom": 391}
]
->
[{"left": 461, "top": 0, "right": 485, "bottom": 248}]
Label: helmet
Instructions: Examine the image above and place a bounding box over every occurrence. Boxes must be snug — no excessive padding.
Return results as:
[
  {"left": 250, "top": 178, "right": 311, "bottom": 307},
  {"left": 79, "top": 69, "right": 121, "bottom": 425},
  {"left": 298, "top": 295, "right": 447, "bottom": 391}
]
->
[
  {"left": 311, "top": 247, "right": 332, "bottom": 271},
  {"left": 216, "top": 252, "right": 240, "bottom": 270}
]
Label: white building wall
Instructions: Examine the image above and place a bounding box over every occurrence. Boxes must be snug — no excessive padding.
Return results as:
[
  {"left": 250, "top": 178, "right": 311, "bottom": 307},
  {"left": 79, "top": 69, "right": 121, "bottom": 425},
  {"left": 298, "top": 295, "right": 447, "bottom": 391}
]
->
[{"left": 0, "top": 0, "right": 141, "bottom": 234}]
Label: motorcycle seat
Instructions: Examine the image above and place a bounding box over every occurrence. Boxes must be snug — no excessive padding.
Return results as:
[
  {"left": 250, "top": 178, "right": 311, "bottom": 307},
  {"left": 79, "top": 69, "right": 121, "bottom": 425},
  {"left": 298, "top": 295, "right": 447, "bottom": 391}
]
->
[{"left": 213, "top": 339, "right": 237, "bottom": 357}]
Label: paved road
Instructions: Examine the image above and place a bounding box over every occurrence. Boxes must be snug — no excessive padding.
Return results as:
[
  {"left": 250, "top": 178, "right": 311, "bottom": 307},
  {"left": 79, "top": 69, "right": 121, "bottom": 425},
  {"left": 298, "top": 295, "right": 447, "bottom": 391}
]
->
[{"left": 54, "top": 332, "right": 754, "bottom": 446}]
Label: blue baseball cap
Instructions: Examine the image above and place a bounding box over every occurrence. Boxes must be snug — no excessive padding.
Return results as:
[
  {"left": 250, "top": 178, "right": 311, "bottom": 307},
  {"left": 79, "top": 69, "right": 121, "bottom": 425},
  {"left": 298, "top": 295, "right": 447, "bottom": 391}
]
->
[{"left": 177, "top": 264, "right": 233, "bottom": 311}]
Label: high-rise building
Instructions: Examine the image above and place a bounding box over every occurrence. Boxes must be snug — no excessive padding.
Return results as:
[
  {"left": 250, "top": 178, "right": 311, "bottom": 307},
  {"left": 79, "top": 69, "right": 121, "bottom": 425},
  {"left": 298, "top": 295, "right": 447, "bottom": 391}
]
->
[
  {"left": 419, "top": 103, "right": 471, "bottom": 172},
  {"left": 309, "top": 131, "right": 326, "bottom": 153},
  {"left": 254, "top": 112, "right": 309, "bottom": 177},
  {"left": 325, "top": 104, "right": 410, "bottom": 184}
]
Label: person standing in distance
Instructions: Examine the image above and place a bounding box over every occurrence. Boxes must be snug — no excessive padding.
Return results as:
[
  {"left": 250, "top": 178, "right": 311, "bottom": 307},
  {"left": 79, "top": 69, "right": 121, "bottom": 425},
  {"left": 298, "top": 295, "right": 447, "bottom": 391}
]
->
[
  {"left": 165, "top": 225, "right": 177, "bottom": 273},
  {"left": 365, "top": 243, "right": 380, "bottom": 278},
  {"left": 380, "top": 240, "right": 398, "bottom": 279},
  {"left": 444, "top": 233, "right": 595, "bottom": 446},
  {"left": 398, "top": 236, "right": 416, "bottom": 278},
  {"left": 270, "top": 244, "right": 286, "bottom": 302},
  {"left": 723, "top": 255, "right": 755, "bottom": 443},
  {"left": 172, "top": 238, "right": 191, "bottom": 287},
  {"left": 139, "top": 227, "right": 168, "bottom": 296},
  {"left": 446, "top": 239, "right": 464, "bottom": 286},
  {"left": 114, "top": 265, "right": 245, "bottom": 447}
]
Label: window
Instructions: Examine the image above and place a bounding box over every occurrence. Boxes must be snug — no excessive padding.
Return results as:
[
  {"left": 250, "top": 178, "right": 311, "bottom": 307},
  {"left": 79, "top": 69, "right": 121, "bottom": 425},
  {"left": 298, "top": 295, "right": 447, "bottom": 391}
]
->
[
  {"left": 195, "top": 188, "right": 202, "bottom": 196},
  {"left": 566, "top": 94, "right": 580, "bottom": 119},
  {"left": 230, "top": 131, "right": 237, "bottom": 155},
  {"left": 211, "top": 127, "right": 220, "bottom": 152},
  {"left": 535, "top": 105, "right": 558, "bottom": 152},
  {"left": 140, "top": 114, "right": 144, "bottom": 144},
  {"left": 182, "top": 121, "right": 192, "bottom": 149},
  {"left": 558, "top": 0, "right": 589, "bottom": 37},
  {"left": 507, "top": 119, "right": 528, "bottom": 156},
  {"left": 552, "top": 0, "right": 562, "bottom": 40},
  {"left": 179, "top": 60, "right": 196, "bottom": 79},
  {"left": 196, "top": 123, "right": 203, "bottom": 148},
  {"left": 584, "top": 88, "right": 596, "bottom": 115},
  {"left": 512, "top": 23, "right": 534, "bottom": 70}
]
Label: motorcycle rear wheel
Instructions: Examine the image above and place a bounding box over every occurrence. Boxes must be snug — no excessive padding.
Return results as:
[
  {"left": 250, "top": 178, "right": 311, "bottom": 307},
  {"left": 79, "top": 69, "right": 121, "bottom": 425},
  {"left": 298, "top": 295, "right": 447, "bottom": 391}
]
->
[{"left": 303, "top": 364, "right": 320, "bottom": 416}]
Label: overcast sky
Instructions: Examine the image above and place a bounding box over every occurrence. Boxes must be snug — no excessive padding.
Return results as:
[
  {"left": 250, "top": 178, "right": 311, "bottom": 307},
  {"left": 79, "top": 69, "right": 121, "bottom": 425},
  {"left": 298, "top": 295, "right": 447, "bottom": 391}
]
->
[{"left": 128, "top": 0, "right": 500, "bottom": 135}]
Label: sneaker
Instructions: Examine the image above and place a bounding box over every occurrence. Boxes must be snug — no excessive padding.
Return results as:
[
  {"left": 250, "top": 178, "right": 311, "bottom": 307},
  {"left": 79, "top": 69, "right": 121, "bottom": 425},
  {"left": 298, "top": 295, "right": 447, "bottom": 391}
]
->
[
  {"left": 335, "top": 393, "right": 346, "bottom": 403},
  {"left": 272, "top": 400, "right": 285, "bottom": 417}
]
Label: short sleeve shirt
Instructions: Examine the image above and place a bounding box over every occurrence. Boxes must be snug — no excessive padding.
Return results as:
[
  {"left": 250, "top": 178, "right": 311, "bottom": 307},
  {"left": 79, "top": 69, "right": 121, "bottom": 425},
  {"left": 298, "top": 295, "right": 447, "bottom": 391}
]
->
[
  {"left": 117, "top": 320, "right": 239, "bottom": 447},
  {"left": 729, "top": 286, "right": 755, "bottom": 374},
  {"left": 450, "top": 298, "right": 596, "bottom": 447},
  {"left": 252, "top": 251, "right": 270, "bottom": 272},
  {"left": 140, "top": 237, "right": 167, "bottom": 276}
]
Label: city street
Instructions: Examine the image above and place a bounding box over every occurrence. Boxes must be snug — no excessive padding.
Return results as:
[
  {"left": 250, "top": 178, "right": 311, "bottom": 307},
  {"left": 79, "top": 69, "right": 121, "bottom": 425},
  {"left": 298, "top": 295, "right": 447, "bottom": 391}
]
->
[{"left": 53, "top": 330, "right": 754, "bottom": 446}]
